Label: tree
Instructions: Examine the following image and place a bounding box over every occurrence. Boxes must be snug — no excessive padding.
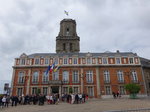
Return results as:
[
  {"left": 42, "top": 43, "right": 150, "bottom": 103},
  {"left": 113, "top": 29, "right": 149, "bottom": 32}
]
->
[{"left": 125, "top": 83, "right": 141, "bottom": 99}]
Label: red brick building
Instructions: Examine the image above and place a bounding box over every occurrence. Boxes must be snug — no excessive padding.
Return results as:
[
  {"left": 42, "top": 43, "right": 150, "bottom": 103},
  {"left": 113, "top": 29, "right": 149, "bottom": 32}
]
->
[{"left": 11, "top": 19, "right": 146, "bottom": 98}]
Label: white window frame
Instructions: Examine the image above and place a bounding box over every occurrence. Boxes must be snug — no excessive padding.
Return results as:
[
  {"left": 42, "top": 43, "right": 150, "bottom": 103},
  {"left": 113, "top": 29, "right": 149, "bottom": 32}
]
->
[
  {"left": 35, "top": 58, "right": 40, "bottom": 65},
  {"left": 104, "top": 70, "right": 110, "bottom": 83},
  {"left": 73, "top": 58, "right": 78, "bottom": 64},
  {"left": 117, "top": 71, "right": 124, "bottom": 83},
  {"left": 63, "top": 71, "right": 69, "bottom": 82},
  {"left": 45, "top": 58, "right": 49, "bottom": 65},
  {"left": 53, "top": 71, "right": 59, "bottom": 80},
  {"left": 64, "top": 58, "right": 68, "bottom": 64},
  {"left": 131, "top": 70, "right": 138, "bottom": 82},
  {"left": 18, "top": 72, "right": 24, "bottom": 83},
  {"left": 32, "top": 71, "right": 39, "bottom": 83},
  {"left": 86, "top": 71, "right": 93, "bottom": 83},
  {"left": 102, "top": 58, "right": 108, "bottom": 64},
  {"left": 105, "top": 86, "right": 111, "bottom": 95},
  {"left": 72, "top": 71, "right": 79, "bottom": 83},
  {"left": 116, "top": 58, "right": 121, "bottom": 64}
]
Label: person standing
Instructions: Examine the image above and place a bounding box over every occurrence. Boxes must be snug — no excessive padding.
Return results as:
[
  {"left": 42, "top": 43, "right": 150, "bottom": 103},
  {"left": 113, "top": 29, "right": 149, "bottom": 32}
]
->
[
  {"left": 2, "top": 96, "right": 6, "bottom": 108},
  {"left": 5, "top": 96, "right": 10, "bottom": 107}
]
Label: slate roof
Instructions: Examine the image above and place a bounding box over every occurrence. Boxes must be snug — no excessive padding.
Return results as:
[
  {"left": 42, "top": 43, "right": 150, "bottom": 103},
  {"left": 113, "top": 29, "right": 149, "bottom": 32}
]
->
[
  {"left": 25, "top": 52, "right": 138, "bottom": 58},
  {"left": 140, "top": 57, "right": 150, "bottom": 68}
]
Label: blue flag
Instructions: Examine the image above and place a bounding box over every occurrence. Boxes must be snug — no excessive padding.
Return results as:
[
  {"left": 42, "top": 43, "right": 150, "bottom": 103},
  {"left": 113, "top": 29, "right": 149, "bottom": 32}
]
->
[{"left": 45, "top": 65, "right": 51, "bottom": 75}]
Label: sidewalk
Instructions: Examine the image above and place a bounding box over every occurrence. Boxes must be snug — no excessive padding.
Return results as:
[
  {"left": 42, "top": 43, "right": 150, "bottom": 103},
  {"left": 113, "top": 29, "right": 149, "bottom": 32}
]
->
[{"left": 1, "top": 98, "right": 150, "bottom": 112}]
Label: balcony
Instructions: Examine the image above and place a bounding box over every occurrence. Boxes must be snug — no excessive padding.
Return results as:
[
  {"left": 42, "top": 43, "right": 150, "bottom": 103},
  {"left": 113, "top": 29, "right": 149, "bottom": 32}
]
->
[
  {"left": 49, "top": 80, "right": 62, "bottom": 85},
  {"left": 62, "top": 80, "right": 69, "bottom": 84}
]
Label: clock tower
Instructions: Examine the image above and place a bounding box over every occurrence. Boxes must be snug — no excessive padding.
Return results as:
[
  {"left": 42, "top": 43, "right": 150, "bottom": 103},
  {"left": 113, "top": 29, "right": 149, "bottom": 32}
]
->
[{"left": 56, "top": 19, "right": 80, "bottom": 53}]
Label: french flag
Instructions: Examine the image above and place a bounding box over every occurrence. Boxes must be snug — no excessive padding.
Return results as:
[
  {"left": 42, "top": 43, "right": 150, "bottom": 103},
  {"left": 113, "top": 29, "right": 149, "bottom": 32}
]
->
[{"left": 50, "top": 62, "right": 55, "bottom": 73}]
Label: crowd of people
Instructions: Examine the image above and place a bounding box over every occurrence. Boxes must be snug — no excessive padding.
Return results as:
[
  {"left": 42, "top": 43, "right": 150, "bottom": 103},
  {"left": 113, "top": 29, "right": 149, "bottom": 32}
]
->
[{"left": 0, "top": 93, "right": 88, "bottom": 109}]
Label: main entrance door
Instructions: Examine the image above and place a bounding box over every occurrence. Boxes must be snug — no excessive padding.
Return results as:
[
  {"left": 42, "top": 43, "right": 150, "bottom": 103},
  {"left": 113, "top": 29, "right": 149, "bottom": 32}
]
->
[{"left": 51, "top": 86, "right": 59, "bottom": 93}]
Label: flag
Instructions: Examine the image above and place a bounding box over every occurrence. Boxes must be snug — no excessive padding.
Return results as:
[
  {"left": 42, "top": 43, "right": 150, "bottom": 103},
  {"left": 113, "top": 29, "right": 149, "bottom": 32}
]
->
[
  {"left": 64, "top": 10, "right": 69, "bottom": 16},
  {"left": 54, "top": 64, "right": 61, "bottom": 72},
  {"left": 50, "top": 62, "right": 55, "bottom": 72},
  {"left": 45, "top": 65, "right": 51, "bottom": 75}
]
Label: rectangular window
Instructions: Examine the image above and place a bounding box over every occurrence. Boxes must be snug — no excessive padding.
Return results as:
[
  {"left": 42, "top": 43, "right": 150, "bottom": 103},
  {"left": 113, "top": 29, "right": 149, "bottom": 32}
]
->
[
  {"left": 117, "top": 71, "right": 124, "bottom": 83},
  {"left": 105, "top": 86, "right": 111, "bottom": 95},
  {"left": 64, "top": 58, "right": 68, "bottom": 64},
  {"left": 87, "top": 58, "right": 91, "bottom": 64},
  {"left": 35, "top": 59, "right": 39, "bottom": 65},
  {"left": 129, "top": 58, "right": 134, "bottom": 64},
  {"left": 54, "top": 58, "right": 58, "bottom": 64},
  {"left": 43, "top": 72, "right": 49, "bottom": 83},
  {"left": 119, "top": 86, "right": 125, "bottom": 95},
  {"left": 86, "top": 71, "right": 93, "bottom": 83},
  {"left": 20, "top": 59, "right": 25, "bottom": 65},
  {"left": 87, "top": 87, "right": 94, "bottom": 97},
  {"left": 72, "top": 71, "right": 79, "bottom": 83},
  {"left": 43, "top": 87, "right": 48, "bottom": 95},
  {"left": 32, "top": 87, "right": 37, "bottom": 94},
  {"left": 53, "top": 71, "right": 59, "bottom": 80},
  {"left": 63, "top": 87, "right": 68, "bottom": 94},
  {"left": 116, "top": 58, "right": 121, "bottom": 64},
  {"left": 73, "top": 58, "right": 78, "bottom": 64},
  {"left": 18, "top": 72, "right": 24, "bottom": 83},
  {"left": 104, "top": 70, "right": 110, "bottom": 83},
  {"left": 32, "top": 71, "right": 39, "bottom": 83},
  {"left": 103, "top": 58, "right": 107, "bottom": 64},
  {"left": 17, "top": 88, "right": 23, "bottom": 96},
  {"left": 63, "top": 71, "right": 69, "bottom": 83},
  {"left": 45, "top": 59, "right": 49, "bottom": 65},
  {"left": 131, "top": 71, "right": 138, "bottom": 83},
  {"left": 73, "top": 87, "right": 79, "bottom": 94}
]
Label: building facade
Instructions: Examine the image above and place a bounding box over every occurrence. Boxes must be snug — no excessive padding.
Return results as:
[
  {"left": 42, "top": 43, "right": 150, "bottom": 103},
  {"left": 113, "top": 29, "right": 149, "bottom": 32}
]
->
[{"left": 11, "top": 19, "right": 146, "bottom": 98}]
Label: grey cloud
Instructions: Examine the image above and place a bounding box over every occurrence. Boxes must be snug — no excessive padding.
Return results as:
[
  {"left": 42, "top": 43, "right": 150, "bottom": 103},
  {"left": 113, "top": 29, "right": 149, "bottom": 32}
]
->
[{"left": 0, "top": 0, "right": 150, "bottom": 81}]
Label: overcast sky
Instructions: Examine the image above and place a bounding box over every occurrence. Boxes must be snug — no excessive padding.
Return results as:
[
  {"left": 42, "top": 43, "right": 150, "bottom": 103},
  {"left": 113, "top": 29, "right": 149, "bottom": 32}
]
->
[{"left": 0, "top": 0, "right": 150, "bottom": 82}]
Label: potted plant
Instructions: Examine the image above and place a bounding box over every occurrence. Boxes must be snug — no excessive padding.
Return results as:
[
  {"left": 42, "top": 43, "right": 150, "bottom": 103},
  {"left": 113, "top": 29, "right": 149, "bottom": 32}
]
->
[{"left": 125, "top": 83, "right": 141, "bottom": 99}]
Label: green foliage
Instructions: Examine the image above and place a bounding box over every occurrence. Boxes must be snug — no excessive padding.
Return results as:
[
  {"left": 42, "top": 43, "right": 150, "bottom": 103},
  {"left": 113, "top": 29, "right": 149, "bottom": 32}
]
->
[
  {"left": 69, "top": 87, "right": 73, "bottom": 93},
  {"left": 125, "top": 83, "right": 141, "bottom": 94}
]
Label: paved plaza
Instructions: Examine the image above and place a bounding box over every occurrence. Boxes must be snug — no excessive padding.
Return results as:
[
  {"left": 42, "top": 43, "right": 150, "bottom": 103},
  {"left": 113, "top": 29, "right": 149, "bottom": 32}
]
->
[{"left": 1, "top": 98, "right": 150, "bottom": 112}]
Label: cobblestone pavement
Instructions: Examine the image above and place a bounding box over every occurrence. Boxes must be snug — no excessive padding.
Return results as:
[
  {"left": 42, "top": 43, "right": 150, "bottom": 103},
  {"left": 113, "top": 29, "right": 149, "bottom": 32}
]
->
[{"left": 1, "top": 98, "right": 150, "bottom": 112}]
